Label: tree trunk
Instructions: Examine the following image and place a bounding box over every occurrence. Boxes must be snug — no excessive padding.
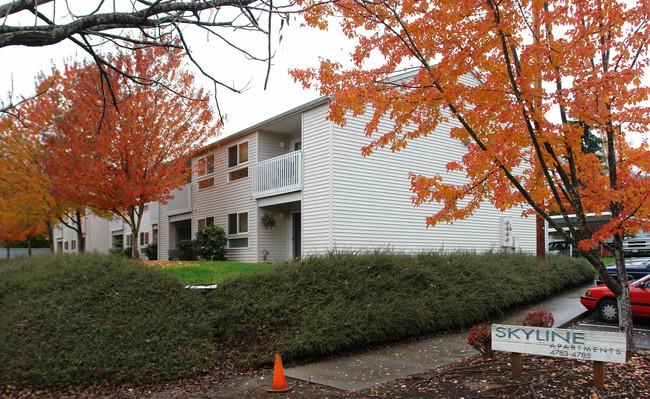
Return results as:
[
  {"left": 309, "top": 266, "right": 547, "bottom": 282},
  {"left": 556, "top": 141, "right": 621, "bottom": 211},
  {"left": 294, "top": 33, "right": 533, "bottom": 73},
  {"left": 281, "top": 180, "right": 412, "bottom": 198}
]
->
[
  {"left": 45, "top": 218, "right": 54, "bottom": 252},
  {"left": 6, "top": 243, "right": 10, "bottom": 259},
  {"left": 75, "top": 209, "right": 85, "bottom": 253},
  {"left": 27, "top": 237, "right": 32, "bottom": 257},
  {"left": 613, "top": 246, "right": 636, "bottom": 357}
]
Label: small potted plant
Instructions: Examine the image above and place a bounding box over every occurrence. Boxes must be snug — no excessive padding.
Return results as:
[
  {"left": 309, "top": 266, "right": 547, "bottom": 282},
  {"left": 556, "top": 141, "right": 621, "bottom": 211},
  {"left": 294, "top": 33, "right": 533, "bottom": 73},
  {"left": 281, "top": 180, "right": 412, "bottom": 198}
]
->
[{"left": 261, "top": 212, "right": 276, "bottom": 229}]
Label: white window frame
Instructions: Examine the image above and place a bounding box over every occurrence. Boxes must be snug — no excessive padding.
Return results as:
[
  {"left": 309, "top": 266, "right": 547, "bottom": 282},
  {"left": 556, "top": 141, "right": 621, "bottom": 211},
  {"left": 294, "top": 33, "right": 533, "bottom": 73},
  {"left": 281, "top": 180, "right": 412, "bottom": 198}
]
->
[
  {"left": 227, "top": 142, "right": 249, "bottom": 182},
  {"left": 227, "top": 211, "right": 249, "bottom": 249},
  {"left": 197, "top": 153, "right": 215, "bottom": 177}
]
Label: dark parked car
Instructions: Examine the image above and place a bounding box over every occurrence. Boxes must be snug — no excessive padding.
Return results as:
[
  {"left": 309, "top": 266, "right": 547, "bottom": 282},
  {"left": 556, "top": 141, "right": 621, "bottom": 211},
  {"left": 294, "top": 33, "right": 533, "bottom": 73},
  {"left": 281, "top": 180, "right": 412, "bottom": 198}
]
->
[{"left": 596, "top": 257, "right": 650, "bottom": 284}]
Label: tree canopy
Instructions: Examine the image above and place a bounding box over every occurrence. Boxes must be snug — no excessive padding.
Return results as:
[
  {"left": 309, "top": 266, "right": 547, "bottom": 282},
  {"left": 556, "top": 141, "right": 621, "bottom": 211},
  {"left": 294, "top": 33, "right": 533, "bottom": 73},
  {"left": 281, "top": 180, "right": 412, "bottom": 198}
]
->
[
  {"left": 20, "top": 41, "right": 219, "bottom": 258},
  {"left": 293, "top": 0, "right": 650, "bottom": 354}
]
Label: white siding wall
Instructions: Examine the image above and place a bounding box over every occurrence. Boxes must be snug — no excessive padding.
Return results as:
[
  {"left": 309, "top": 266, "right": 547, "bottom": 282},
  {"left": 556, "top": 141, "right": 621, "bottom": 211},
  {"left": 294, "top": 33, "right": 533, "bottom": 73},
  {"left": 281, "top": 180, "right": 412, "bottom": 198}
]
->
[
  {"left": 158, "top": 203, "right": 170, "bottom": 260},
  {"left": 192, "top": 134, "right": 258, "bottom": 262},
  {"left": 325, "top": 106, "right": 536, "bottom": 253},
  {"left": 85, "top": 214, "right": 109, "bottom": 253},
  {"left": 301, "top": 105, "right": 334, "bottom": 255},
  {"left": 257, "top": 131, "right": 290, "bottom": 161},
  {"left": 257, "top": 202, "right": 301, "bottom": 262}
]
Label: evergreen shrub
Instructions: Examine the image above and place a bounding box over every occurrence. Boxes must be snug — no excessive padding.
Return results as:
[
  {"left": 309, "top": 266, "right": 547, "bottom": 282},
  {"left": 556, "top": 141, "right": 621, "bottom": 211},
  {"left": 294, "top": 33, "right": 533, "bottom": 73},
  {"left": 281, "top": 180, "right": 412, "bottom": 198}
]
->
[
  {"left": 176, "top": 240, "right": 195, "bottom": 261},
  {"left": 144, "top": 242, "right": 158, "bottom": 260},
  {"left": 193, "top": 225, "right": 227, "bottom": 261}
]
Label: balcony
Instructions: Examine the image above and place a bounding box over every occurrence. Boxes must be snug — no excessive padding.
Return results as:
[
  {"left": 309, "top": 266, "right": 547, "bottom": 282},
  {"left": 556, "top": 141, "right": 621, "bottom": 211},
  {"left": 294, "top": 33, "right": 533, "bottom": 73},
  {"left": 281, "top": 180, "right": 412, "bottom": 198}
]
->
[
  {"left": 252, "top": 151, "right": 303, "bottom": 199},
  {"left": 167, "top": 184, "right": 192, "bottom": 216}
]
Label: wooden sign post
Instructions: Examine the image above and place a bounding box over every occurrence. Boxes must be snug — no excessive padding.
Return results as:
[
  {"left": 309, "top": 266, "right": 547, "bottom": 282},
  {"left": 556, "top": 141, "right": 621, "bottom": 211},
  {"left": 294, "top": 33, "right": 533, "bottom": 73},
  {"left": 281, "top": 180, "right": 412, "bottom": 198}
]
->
[{"left": 492, "top": 324, "right": 626, "bottom": 388}]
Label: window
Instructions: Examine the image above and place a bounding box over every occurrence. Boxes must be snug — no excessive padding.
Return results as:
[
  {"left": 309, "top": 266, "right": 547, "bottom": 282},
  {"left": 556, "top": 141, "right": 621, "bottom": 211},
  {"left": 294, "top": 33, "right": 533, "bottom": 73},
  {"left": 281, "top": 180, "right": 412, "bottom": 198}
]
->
[
  {"left": 71, "top": 240, "right": 76, "bottom": 250},
  {"left": 228, "top": 213, "right": 248, "bottom": 235},
  {"left": 140, "top": 232, "right": 149, "bottom": 246},
  {"left": 198, "top": 217, "right": 214, "bottom": 230},
  {"left": 228, "top": 168, "right": 249, "bottom": 181},
  {"left": 198, "top": 177, "right": 214, "bottom": 189},
  {"left": 227, "top": 212, "right": 248, "bottom": 248},
  {"left": 197, "top": 154, "right": 215, "bottom": 177},
  {"left": 126, "top": 234, "right": 132, "bottom": 247},
  {"left": 229, "top": 238, "right": 249, "bottom": 248},
  {"left": 227, "top": 142, "right": 249, "bottom": 181},
  {"left": 293, "top": 141, "right": 302, "bottom": 151},
  {"left": 64, "top": 241, "right": 69, "bottom": 251},
  {"left": 228, "top": 142, "right": 248, "bottom": 168}
]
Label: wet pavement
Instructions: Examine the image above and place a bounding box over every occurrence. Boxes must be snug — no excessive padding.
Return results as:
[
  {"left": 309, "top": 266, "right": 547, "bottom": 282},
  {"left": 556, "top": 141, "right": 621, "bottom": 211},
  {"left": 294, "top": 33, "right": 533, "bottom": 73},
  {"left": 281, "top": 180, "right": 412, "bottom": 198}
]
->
[{"left": 285, "top": 282, "right": 595, "bottom": 390}]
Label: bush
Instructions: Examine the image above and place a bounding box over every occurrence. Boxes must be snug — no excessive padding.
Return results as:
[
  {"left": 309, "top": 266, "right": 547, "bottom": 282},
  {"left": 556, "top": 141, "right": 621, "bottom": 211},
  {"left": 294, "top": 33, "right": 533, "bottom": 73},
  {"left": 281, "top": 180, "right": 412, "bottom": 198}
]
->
[
  {"left": 144, "top": 242, "right": 158, "bottom": 260},
  {"left": 123, "top": 246, "right": 133, "bottom": 259},
  {"left": 0, "top": 254, "right": 215, "bottom": 388},
  {"left": 176, "top": 240, "right": 195, "bottom": 261},
  {"left": 209, "top": 251, "right": 594, "bottom": 367},
  {"left": 467, "top": 324, "right": 493, "bottom": 358},
  {"left": 523, "top": 310, "right": 554, "bottom": 327},
  {"left": 193, "top": 225, "right": 227, "bottom": 261}
]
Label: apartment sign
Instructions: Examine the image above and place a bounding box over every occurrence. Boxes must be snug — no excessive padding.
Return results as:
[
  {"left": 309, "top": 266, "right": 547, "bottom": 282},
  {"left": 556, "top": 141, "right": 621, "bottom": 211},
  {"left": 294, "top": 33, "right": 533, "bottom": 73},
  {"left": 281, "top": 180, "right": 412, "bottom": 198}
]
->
[{"left": 491, "top": 324, "right": 626, "bottom": 364}]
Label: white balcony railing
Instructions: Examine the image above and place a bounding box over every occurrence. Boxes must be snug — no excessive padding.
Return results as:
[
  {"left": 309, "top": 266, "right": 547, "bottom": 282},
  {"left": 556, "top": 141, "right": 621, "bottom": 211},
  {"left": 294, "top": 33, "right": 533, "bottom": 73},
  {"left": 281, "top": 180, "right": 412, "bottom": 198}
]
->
[
  {"left": 252, "top": 151, "right": 303, "bottom": 199},
  {"left": 167, "top": 184, "right": 192, "bottom": 216}
]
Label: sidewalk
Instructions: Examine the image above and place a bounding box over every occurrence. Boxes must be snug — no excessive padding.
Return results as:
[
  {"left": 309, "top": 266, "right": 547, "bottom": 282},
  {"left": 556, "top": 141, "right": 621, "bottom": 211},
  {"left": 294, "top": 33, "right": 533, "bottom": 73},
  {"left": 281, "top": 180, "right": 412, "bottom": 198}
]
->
[{"left": 284, "top": 282, "right": 593, "bottom": 391}]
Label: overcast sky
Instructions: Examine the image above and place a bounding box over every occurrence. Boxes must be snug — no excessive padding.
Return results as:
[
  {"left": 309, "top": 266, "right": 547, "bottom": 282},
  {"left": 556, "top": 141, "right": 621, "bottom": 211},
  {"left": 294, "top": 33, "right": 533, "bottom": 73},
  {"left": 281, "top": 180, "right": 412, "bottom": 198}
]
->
[{"left": 0, "top": 9, "right": 354, "bottom": 140}]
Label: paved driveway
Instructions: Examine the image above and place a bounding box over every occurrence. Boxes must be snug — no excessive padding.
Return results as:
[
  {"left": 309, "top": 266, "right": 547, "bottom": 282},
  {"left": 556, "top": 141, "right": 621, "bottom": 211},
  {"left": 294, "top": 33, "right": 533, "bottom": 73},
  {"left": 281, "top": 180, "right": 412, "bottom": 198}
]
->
[{"left": 575, "top": 312, "right": 650, "bottom": 349}]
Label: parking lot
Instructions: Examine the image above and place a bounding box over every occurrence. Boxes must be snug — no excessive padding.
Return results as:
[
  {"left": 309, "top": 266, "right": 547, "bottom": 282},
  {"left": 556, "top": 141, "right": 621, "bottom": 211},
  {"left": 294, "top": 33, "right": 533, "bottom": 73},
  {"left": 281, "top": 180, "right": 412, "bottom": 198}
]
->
[{"left": 575, "top": 312, "right": 650, "bottom": 349}]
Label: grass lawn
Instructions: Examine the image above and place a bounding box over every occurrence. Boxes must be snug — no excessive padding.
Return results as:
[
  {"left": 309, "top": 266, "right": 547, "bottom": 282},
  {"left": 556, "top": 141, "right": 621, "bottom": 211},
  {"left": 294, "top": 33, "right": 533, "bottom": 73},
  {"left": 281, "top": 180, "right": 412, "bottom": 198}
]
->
[{"left": 145, "top": 260, "right": 275, "bottom": 285}]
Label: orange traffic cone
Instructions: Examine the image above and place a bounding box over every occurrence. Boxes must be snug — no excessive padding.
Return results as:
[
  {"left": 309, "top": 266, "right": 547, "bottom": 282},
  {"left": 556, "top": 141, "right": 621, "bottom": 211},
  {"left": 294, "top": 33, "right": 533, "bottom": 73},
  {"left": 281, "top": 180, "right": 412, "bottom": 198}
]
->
[{"left": 266, "top": 353, "right": 294, "bottom": 392}]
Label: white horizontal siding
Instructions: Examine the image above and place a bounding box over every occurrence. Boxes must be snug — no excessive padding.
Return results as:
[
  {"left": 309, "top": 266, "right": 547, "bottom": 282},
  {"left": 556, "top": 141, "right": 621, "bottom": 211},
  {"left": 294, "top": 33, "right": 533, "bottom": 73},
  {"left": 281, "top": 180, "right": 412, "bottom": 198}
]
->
[
  {"left": 191, "top": 133, "right": 258, "bottom": 262},
  {"left": 301, "top": 105, "right": 333, "bottom": 255},
  {"left": 328, "top": 104, "right": 536, "bottom": 253}
]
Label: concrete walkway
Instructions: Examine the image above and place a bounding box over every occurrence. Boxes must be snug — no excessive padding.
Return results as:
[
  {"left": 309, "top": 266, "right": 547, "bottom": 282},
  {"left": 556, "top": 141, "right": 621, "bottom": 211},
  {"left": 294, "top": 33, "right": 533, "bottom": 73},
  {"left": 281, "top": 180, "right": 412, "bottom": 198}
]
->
[{"left": 285, "top": 282, "right": 594, "bottom": 391}]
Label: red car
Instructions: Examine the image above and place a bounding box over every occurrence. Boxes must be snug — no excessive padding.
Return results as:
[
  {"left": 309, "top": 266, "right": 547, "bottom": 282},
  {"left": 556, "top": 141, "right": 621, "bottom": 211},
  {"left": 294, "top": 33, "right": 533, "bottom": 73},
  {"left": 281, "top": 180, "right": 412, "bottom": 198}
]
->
[{"left": 580, "top": 275, "right": 650, "bottom": 322}]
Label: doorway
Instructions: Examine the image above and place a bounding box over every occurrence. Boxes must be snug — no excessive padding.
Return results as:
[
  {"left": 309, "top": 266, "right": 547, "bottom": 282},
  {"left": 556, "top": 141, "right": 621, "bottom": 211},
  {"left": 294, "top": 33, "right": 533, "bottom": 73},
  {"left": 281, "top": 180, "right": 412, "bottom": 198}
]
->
[{"left": 292, "top": 212, "right": 301, "bottom": 259}]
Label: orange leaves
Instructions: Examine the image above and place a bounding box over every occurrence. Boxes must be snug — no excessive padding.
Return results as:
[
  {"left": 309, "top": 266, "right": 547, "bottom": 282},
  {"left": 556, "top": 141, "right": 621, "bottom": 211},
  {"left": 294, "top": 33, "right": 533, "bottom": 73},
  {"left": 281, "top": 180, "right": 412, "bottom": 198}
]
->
[{"left": 295, "top": 0, "right": 650, "bottom": 246}]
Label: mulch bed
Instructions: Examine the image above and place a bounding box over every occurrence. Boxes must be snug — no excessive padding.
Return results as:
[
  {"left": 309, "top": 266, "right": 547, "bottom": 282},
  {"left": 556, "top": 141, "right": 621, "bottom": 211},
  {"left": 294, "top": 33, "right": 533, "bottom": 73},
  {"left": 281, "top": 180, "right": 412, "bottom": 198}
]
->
[{"left": 3, "top": 351, "right": 648, "bottom": 398}]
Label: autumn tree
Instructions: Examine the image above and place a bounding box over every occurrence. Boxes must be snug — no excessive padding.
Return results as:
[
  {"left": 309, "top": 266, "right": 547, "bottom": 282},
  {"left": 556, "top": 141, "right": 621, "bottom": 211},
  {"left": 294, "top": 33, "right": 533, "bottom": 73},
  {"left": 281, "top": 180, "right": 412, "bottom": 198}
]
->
[
  {"left": 293, "top": 0, "right": 650, "bottom": 354},
  {"left": 0, "top": 0, "right": 291, "bottom": 115},
  {"left": 0, "top": 117, "right": 48, "bottom": 257},
  {"left": 41, "top": 42, "right": 219, "bottom": 258}
]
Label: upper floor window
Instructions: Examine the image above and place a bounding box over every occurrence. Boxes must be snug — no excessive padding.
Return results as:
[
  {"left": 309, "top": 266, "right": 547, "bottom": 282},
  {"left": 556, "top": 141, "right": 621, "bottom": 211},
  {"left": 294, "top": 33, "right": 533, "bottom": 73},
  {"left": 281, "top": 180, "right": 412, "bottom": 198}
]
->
[
  {"left": 227, "top": 142, "right": 249, "bottom": 182},
  {"left": 228, "top": 142, "right": 248, "bottom": 168},
  {"left": 197, "top": 154, "right": 215, "bottom": 177}
]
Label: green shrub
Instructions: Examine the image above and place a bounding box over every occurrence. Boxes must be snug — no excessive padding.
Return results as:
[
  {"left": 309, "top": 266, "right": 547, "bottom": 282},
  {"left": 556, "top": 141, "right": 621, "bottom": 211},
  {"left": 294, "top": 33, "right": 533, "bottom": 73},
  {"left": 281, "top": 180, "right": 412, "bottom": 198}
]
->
[
  {"left": 144, "top": 242, "right": 158, "bottom": 260},
  {"left": 209, "top": 251, "right": 594, "bottom": 367},
  {"left": 193, "top": 225, "right": 227, "bottom": 261},
  {"left": 0, "top": 254, "right": 215, "bottom": 388},
  {"left": 176, "top": 240, "right": 195, "bottom": 261},
  {"left": 123, "top": 246, "right": 133, "bottom": 259},
  {"left": 0, "top": 250, "right": 594, "bottom": 389}
]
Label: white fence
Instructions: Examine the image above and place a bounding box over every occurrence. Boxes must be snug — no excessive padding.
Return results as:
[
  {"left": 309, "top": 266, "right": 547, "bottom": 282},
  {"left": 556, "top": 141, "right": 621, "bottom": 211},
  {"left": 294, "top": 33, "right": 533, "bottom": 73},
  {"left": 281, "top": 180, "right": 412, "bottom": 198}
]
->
[
  {"left": 1, "top": 248, "right": 51, "bottom": 259},
  {"left": 252, "top": 151, "right": 303, "bottom": 199}
]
